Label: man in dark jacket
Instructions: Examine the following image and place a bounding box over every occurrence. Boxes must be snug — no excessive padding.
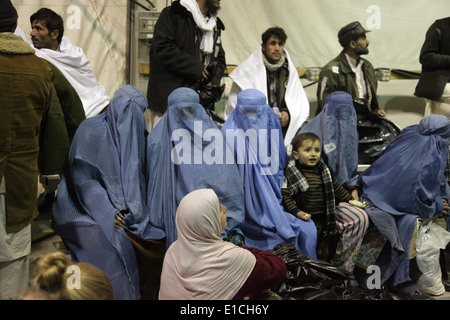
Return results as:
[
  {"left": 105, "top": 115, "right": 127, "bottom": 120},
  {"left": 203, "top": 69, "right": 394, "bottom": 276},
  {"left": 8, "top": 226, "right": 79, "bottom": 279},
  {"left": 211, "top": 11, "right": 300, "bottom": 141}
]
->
[
  {"left": 146, "top": 0, "right": 226, "bottom": 130},
  {"left": 317, "top": 21, "right": 385, "bottom": 117},
  {"left": 415, "top": 17, "right": 450, "bottom": 117}
]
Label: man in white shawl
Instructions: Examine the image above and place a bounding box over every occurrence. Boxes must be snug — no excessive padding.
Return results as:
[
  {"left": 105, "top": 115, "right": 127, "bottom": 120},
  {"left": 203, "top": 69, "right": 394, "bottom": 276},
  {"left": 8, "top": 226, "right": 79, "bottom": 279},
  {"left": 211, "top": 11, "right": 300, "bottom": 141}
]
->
[
  {"left": 226, "top": 26, "right": 310, "bottom": 148},
  {"left": 28, "top": 8, "right": 110, "bottom": 118}
]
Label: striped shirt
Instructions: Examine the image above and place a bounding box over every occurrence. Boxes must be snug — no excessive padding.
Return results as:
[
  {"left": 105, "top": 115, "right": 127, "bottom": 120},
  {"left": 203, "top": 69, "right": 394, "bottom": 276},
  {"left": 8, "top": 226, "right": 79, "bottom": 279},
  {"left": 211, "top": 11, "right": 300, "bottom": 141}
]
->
[{"left": 281, "top": 162, "right": 352, "bottom": 219}]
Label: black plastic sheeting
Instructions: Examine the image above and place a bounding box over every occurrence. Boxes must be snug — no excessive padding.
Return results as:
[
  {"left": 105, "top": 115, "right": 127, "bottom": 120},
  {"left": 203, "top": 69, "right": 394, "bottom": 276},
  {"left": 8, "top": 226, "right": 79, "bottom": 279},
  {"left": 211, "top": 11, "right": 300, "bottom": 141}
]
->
[
  {"left": 268, "top": 244, "right": 394, "bottom": 300},
  {"left": 354, "top": 101, "right": 401, "bottom": 164}
]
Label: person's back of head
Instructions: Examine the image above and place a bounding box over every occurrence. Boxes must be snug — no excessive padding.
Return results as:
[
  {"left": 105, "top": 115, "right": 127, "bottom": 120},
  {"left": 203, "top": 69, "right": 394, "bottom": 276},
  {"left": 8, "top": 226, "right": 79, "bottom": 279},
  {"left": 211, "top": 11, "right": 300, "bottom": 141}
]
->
[
  {"left": 69, "top": 262, "right": 114, "bottom": 300},
  {"left": 25, "top": 251, "right": 72, "bottom": 300},
  {"left": 24, "top": 251, "right": 114, "bottom": 300},
  {"left": 0, "top": 0, "right": 18, "bottom": 33},
  {"left": 30, "top": 8, "right": 64, "bottom": 44}
]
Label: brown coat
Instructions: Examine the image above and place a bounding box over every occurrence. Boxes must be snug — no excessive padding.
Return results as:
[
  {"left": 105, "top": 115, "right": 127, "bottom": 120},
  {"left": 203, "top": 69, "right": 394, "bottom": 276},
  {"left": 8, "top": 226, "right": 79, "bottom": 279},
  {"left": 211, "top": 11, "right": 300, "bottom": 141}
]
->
[{"left": 0, "top": 34, "right": 68, "bottom": 233}]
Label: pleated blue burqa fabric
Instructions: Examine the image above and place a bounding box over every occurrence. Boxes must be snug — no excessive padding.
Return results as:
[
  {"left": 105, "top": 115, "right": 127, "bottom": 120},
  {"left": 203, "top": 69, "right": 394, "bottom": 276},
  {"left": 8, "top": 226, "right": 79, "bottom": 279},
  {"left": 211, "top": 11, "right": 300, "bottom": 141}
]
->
[
  {"left": 300, "top": 91, "right": 359, "bottom": 187},
  {"left": 222, "top": 88, "right": 317, "bottom": 258},
  {"left": 146, "top": 87, "right": 245, "bottom": 248},
  {"left": 349, "top": 114, "right": 450, "bottom": 286},
  {"left": 52, "top": 85, "right": 154, "bottom": 300}
]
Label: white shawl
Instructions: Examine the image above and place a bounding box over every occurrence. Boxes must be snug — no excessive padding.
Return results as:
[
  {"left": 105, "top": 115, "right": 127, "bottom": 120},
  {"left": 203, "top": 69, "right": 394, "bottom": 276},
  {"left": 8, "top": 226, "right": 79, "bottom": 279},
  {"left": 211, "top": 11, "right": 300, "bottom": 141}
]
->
[
  {"left": 158, "top": 189, "right": 256, "bottom": 300},
  {"left": 180, "top": 0, "right": 217, "bottom": 54},
  {"left": 29, "top": 36, "right": 110, "bottom": 118},
  {"left": 226, "top": 48, "right": 310, "bottom": 148}
]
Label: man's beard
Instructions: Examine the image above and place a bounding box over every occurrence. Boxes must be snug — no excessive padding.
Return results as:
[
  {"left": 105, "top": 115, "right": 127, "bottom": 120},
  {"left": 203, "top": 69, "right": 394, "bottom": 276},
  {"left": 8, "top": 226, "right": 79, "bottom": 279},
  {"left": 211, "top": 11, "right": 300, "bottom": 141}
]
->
[
  {"left": 205, "top": 1, "right": 220, "bottom": 15},
  {"left": 355, "top": 43, "right": 369, "bottom": 55}
]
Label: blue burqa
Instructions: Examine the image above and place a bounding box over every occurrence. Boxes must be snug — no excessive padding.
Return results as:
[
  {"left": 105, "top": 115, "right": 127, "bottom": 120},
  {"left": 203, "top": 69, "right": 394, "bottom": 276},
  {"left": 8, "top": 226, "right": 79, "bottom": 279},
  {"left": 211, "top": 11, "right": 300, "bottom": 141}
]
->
[
  {"left": 146, "top": 87, "right": 245, "bottom": 248},
  {"left": 222, "top": 88, "right": 317, "bottom": 257},
  {"left": 349, "top": 114, "right": 450, "bottom": 286},
  {"left": 300, "top": 91, "right": 358, "bottom": 187},
  {"left": 52, "top": 85, "right": 153, "bottom": 300}
]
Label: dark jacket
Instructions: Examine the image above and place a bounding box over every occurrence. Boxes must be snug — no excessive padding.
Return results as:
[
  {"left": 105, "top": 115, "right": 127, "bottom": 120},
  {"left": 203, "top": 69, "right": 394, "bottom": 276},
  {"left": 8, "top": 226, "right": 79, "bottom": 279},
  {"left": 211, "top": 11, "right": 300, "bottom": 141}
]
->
[
  {"left": 45, "top": 60, "right": 85, "bottom": 142},
  {"left": 0, "top": 34, "right": 69, "bottom": 233},
  {"left": 316, "top": 51, "right": 379, "bottom": 115},
  {"left": 147, "top": 0, "right": 226, "bottom": 114},
  {"left": 415, "top": 17, "right": 450, "bottom": 101}
]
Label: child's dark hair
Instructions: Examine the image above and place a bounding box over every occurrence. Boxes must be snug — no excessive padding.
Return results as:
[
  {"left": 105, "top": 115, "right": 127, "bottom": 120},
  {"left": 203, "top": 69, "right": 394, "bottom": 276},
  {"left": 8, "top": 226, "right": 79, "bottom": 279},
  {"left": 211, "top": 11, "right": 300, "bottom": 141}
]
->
[{"left": 291, "top": 132, "right": 321, "bottom": 151}]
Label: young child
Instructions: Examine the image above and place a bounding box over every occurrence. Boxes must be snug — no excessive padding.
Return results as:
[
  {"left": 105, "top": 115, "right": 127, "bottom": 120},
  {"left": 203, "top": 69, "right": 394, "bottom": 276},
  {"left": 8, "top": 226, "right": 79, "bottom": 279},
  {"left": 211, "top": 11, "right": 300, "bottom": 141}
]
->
[{"left": 282, "top": 132, "right": 368, "bottom": 269}]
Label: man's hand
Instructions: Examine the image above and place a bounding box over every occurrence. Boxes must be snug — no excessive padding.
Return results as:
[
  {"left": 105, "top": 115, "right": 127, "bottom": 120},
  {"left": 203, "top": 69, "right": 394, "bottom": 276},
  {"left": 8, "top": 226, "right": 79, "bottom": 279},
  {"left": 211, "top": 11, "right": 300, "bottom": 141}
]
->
[
  {"left": 377, "top": 109, "right": 386, "bottom": 117},
  {"left": 202, "top": 68, "right": 210, "bottom": 83},
  {"left": 280, "top": 111, "right": 289, "bottom": 127}
]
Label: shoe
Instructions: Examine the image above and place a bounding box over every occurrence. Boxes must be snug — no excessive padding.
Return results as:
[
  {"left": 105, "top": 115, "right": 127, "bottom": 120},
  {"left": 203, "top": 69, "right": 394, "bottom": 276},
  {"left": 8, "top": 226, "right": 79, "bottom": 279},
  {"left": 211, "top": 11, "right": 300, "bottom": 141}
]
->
[
  {"left": 37, "top": 191, "right": 55, "bottom": 212},
  {"left": 390, "top": 289, "right": 434, "bottom": 300},
  {"left": 442, "top": 279, "right": 450, "bottom": 292}
]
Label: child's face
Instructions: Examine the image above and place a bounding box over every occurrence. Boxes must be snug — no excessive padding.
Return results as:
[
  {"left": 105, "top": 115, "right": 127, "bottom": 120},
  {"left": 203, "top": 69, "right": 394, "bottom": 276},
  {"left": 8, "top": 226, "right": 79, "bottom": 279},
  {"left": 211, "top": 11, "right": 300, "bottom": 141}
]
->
[{"left": 293, "top": 139, "right": 321, "bottom": 167}]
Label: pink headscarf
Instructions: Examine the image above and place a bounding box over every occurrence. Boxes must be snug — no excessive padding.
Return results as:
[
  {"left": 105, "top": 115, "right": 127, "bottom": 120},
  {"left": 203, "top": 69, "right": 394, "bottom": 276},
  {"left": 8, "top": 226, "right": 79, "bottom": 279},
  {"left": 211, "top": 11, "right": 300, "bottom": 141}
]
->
[{"left": 158, "top": 189, "right": 256, "bottom": 300}]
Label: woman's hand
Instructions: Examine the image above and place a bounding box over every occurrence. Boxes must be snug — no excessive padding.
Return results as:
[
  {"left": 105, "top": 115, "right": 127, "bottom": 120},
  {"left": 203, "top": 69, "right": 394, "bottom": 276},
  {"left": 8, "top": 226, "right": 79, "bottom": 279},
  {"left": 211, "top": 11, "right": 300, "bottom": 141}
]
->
[{"left": 114, "top": 212, "right": 127, "bottom": 229}]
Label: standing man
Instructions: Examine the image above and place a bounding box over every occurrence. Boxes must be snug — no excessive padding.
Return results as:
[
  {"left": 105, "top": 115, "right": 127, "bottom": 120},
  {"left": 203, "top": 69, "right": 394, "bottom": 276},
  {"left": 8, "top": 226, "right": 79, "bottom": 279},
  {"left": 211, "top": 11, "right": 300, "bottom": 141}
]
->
[
  {"left": 415, "top": 17, "right": 450, "bottom": 117},
  {"left": 0, "top": 0, "right": 69, "bottom": 299},
  {"left": 29, "top": 8, "right": 110, "bottom": 118},
  {"left": 225, "top": 26, "right": 310, "bottom": 148},
  {"left": 317, "top": 21, "right": 385, "bottom": 117},
  {"left": 146, "top": 0, "right": 226, "bottom": 130}
]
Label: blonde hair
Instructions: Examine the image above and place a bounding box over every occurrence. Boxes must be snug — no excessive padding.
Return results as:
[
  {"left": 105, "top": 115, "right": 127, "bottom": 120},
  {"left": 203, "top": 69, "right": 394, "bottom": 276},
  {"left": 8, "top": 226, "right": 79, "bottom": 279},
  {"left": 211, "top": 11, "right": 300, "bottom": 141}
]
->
[{"left": 27, "top": 251, "right": 114, "bottom": 300}]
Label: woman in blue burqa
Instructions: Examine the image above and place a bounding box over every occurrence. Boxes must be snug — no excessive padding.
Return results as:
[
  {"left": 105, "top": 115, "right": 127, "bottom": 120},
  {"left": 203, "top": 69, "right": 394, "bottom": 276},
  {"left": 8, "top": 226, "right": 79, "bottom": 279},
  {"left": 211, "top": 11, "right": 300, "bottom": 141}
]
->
[
  {"left": 146, "top": 87, "right": 245, "bottom": 248},
  {"left": 52, "top": 85, "right": 164, "bottom": 300},
  {"left": 349, "top": 114, "right": 450, "bottom": 298},
  {"left": 221, "top": 88, "right": 317, "bottom": 258},
  {"left": 300, "top": 91, "right": 358, "bottom": 187}
]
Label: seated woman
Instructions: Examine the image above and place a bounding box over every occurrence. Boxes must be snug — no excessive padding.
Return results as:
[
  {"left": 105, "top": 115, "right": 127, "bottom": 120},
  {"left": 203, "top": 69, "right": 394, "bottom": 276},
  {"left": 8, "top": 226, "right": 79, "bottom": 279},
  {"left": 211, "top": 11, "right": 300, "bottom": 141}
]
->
[
  {"left": 300, "top": 91, "right": 358, "bottom": 187},
  {"left": 349, "top": 114, "right": 450, "bottom": 299},
  {"left": 158, "top": 189, "right": 287, "bottom": 300},
  {"left": 222, "top": 88, "right": 317, "bottom": 258},
  {"left": 146, "top": 87, "right": 245, "bottom": 248},
  {"left": 52, "top": 85, "right": 164, "bottom": 300}
]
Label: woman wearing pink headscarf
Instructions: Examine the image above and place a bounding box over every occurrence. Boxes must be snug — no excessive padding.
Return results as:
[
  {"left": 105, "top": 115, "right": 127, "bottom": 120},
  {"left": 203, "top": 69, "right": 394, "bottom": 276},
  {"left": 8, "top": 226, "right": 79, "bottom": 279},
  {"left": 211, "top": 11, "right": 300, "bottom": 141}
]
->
[{"left": 158, "top": 189, "right": 287, "bottom": 300}]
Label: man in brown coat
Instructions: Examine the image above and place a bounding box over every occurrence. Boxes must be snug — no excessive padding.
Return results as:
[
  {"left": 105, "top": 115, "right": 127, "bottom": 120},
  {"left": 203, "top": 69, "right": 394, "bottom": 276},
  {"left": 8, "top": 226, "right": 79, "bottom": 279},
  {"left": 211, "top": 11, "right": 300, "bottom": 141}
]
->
[{"left": 0, "top": 0, "right": 69, "bottom": 299}]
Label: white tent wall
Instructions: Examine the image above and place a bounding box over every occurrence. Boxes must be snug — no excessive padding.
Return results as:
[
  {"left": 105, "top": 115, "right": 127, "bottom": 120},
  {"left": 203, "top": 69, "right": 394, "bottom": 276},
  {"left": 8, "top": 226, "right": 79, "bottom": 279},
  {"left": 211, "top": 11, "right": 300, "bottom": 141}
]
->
[
  {"left": 221, "top": 0, "right": 450, "bottom": 71},
  {"left": 10, "top": 0, "right": 450, "bottom": 128},
  {"left": 12, "top": 0, "right": 129, "bottom": 99}
]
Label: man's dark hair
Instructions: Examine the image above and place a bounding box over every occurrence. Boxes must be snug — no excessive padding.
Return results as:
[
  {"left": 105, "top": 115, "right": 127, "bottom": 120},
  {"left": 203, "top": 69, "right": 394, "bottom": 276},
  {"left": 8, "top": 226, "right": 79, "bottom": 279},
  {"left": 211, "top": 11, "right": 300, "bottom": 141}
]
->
[
  {"left": 30, "top": 8, "right": 64, "bottom": 44},
  {"left": 291, "top": 132, "right": 321, "bottom": 152},
  {"left": 261, "top": 26, "right": 287, "bottom": 45}
]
